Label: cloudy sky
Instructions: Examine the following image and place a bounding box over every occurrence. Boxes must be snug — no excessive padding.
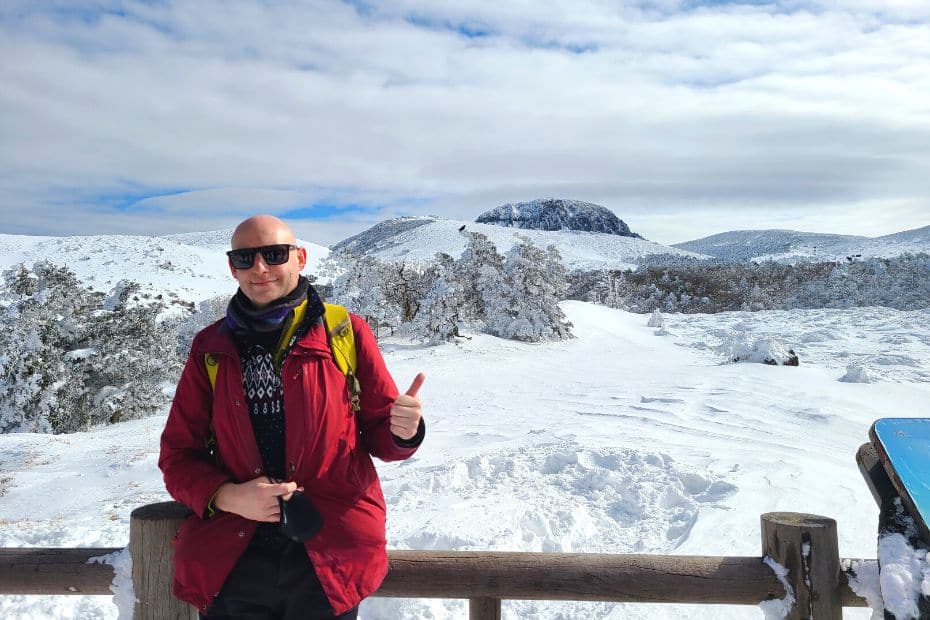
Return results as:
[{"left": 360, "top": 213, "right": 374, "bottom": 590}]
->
[{"left": 2, "top": 1, "right": 929, "bottom": 246}]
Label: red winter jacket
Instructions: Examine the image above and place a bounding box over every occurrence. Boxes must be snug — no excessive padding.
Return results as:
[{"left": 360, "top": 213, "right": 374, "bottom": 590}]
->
[{"left": 159, "top": 313, "right": 419, "bottom": 615}]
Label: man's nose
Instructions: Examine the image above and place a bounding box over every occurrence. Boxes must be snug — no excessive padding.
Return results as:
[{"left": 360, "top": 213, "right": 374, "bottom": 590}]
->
[{"left": 251, "top": 253, "right": 270, "bottom": 272}]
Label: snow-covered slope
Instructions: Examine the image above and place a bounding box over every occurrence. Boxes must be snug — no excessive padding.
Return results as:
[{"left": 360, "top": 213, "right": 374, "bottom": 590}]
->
[
  {"left": 0, "top": 232, "right": 330, "bottom": 304},
  {"left": 2, "top": 300, "right": 927, "bottom": 619},
  {"left": 674, "top": 226, "right": 930, "bottom": 263},
  {"left": 330, "top": 216, "right": 439, "bottom": 255},
  {"left": 333, "top": 217, "right": 706, "bottom": 271},
  {"left": 3, "top": 229, "right": 929, "bottom": 618}
]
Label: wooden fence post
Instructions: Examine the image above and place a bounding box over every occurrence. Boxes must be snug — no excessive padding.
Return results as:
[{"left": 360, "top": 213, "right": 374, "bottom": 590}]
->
[
  {"left": 761, "top": 512, "right": 842, "bottom": 620},
  {"left": 469, "top": 596, "right": 502, "bottom": 620},
  {"left": 129, "top": 501, "right": 197, "bottom": 620}
]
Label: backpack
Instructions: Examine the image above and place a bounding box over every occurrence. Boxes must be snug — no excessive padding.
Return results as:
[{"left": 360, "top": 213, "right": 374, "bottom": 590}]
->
[{"left": 203, "top": 302, "right": 361, "bottom": 412}]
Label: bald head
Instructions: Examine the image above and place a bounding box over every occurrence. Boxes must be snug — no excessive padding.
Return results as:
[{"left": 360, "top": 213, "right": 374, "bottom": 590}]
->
[
  {"left": 228, "top": 214, "right": 307, "bottom": 308},
  {"left": 231, "top": 214, "right": 296, "bottom": 250}
]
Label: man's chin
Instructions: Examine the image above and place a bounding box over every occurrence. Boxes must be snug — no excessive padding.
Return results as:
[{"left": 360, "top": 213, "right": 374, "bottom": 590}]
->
[{"left": 244, "top": 290, "right": 278, "bottom": 308}]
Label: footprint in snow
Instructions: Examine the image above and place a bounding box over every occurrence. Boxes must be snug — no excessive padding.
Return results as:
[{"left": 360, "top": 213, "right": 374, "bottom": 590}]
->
[{"left": 383, "top": 441, "right": 738, "bottom": 555}]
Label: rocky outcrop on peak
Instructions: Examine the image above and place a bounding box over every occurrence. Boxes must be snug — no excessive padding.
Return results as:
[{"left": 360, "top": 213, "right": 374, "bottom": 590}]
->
[{"left": 476, "top": 199, "right": 642, "bottom": 238}]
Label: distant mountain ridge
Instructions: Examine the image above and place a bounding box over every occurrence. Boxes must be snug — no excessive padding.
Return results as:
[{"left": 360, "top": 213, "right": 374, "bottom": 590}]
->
[
  {"left": 330, "top": 216, "right": 703, "bottom": 271},
  {"left": 476, "top": 199, "right": 642, "bottom": 238},
  {"left": 674, "top": 226, "right": 930, "bottom": 262},
  {"left": 331, "top": 216, "right": 437, "bottom": 255}
]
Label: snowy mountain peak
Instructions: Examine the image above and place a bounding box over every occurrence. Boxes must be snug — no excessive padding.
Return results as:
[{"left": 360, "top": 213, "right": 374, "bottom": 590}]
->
[
  {"left": 328, "top": 217, "right": 702, "bottom": 271},
  {"left": 475, "top": 199, "right": 642, "bottom": 238},
  {"left": 330, "top": 216, "right": 438, "bottom": 253}
]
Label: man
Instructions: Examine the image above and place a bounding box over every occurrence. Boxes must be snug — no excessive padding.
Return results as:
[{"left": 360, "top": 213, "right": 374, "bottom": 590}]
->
[{"left": 159, "top": 215, "right": 425, "bottom": 619}]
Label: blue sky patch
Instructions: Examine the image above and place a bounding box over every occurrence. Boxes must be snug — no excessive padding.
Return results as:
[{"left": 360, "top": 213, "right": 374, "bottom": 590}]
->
[
  {"left": 341, "top": 0, "right": 376, "bottom": 18},
  {"left": 282, "top": 202, "right": 384, "bottom": 220},
  {"left": 405, "top": 14, "right": 495, "bottom": 39},
  {"left": 57, "top": 187, "right": 192, "bottom": 214},
  {"left": 521, "top": 36, "right": 599, "bottom": 54},
  {"left": 684, "top": 0, "right": 778, "bottom": 7}
]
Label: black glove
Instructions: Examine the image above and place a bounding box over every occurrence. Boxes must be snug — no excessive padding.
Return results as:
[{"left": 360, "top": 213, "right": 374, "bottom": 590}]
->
[{"left": 278, "top": 490, "right": 323, "bottom": 541}]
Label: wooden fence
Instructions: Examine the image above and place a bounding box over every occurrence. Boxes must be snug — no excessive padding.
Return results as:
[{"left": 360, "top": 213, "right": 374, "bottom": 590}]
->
[{"left": 0, "top": 502, "right": 871, "bottom": 619}]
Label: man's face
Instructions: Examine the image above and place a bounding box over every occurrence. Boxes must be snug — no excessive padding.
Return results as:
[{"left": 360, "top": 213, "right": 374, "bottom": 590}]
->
[{"left": 229, "top": 219, "right": 307, "bottom": 308}]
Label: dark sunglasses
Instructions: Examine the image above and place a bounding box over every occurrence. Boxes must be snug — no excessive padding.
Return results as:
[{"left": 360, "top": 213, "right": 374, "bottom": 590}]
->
[{"left": 226, "top": 244, "right": 298, "bottom": 269}]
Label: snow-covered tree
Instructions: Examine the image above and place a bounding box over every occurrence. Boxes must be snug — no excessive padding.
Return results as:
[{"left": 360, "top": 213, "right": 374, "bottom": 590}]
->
[
  {"left": 330, "top": 253, "right": 400, "bottom": 333},
  {"left": 484, "top": 239, "right": 572, "bottom": 342},
  {"left": 177, "top": 294, "right": 229, "bottom": 357},
  {"left": 380, "top": 261, "right": 432, "bottom": 325},
  {"left": 455, "top": 231, "right": 506, "bottom": 323},
  {"left": 569, "top": 253, "right": 930, "bottom": 314},
  {"left": 410, "top": 253, "right": 465, "bottom": 344},
  {"left": 0, "top": 262, "right": 182, "bottom": 434}
]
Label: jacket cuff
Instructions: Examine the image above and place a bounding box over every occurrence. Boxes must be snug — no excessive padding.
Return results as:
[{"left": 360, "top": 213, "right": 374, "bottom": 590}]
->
[
  {"left": 392, "top": 418, "right": 425, "bottom": 448},
  {"left": 205, "top": 482, "right": 229, "bottom": 519}
]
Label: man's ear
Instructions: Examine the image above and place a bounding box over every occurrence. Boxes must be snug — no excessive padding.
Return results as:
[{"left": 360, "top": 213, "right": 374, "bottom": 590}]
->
[
  {"left": 296, "top": 247, "right": 308, "bottom": 270},
  {"left": 228, "top": 258, "right": 239, "bottom": 278}
]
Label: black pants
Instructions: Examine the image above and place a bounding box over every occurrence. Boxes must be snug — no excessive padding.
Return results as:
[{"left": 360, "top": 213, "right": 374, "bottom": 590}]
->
[{"left": 202, "top": 538, "right": 359, "bottom": 620}]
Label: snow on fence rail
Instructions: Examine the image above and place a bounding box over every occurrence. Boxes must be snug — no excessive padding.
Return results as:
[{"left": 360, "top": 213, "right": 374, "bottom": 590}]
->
[{"left": 0, "top": 502, "right": 869, "bottom": 619}]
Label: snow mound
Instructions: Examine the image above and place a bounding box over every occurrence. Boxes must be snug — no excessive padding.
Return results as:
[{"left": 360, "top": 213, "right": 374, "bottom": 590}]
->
[
  {"left": 840, "top": 364, "right": 875, "bottom": 383},
  {"left": 717, "top": 335, "right": 799, "bottom": 366},
  {"left": 878, "top": 532, "right": 930, "bottom": 620},
  {"left": 647, "top": 309, "right": 664, "bottom": 328},
  {"left": 384, "top": 441, "right": 737, "bottom": 555}
]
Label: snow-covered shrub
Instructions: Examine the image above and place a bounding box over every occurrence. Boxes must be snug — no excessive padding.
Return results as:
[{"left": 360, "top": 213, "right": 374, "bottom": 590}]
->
[
  {"left": 455, "top": 230, "right": 507, "bottom": 325},
  {"left": 716, "top": 334, "right": 799, "bottom": 366},
  {"left": 0, "top": 261, "right": 183, "bottom": 433},
  {"left": 839, "top": 364, "right": 874, "bottom": 383},
  {"left": 409, "top": 253, "right": 466, "bottom": 344},
  {"left": 484, "top": 240, "right": 572, "bottom": 342},
  {"left": 647, "top": 310, "right": 664, "bottom": 328},
  {"left": 330, "top": 252, "right": 411, "bottom": 333},
  {"left": 329, "top": 232, "right": 574, "bottom": 344},
  {"left": 569, "top": 253, "right": 930, "bottom": 314},
  {"left": 380, "top": 261, "right": 433, "bottom": 325},
  {"left": 176, "top": 294, "right": 229, "bottom": 356}
]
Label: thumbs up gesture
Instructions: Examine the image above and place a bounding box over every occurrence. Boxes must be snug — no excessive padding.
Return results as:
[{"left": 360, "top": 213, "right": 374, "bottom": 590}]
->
[{"left": 390, "top": 373, "right": 425, "bottom": 440}]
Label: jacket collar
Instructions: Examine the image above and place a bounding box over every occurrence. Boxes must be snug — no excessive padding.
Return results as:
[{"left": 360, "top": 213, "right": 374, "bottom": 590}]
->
[{"left": 196, "top": 283, "right": 327, "bottom": 358}]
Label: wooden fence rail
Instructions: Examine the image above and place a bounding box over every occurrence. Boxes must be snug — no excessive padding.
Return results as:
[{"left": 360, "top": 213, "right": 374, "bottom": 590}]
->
[{"left": 0, "top": 502, "right": 872, "bottom": 619}]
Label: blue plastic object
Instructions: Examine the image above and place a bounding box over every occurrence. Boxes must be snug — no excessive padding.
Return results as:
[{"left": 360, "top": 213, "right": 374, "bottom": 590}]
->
[{"left": 871, "top": 418, "right": 930, "bottom": 541}]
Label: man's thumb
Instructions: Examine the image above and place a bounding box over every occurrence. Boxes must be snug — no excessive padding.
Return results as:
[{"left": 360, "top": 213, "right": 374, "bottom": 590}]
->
[{"left": 404, "top": 372, "right": 426, "bottom": 397}]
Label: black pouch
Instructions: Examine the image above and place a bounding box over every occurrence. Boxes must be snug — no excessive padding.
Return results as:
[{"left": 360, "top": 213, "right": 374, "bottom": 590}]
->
[{"left": 278, "top": 490, "right": 324, "bottom": 541}]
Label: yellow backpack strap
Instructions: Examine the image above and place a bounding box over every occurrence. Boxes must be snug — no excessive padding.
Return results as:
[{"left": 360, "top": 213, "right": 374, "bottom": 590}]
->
[
  {"left": 202, "top": 353, "right": 219, "bottom": 469},
  {"left": 204, "top": 353, "right": 219, "bottom": 391},
  {"left": 273, "top": 299, "right": 308, "bottom": 371},
  {"left": 324, "top": 303, "right": 361, "bottom": 412}
]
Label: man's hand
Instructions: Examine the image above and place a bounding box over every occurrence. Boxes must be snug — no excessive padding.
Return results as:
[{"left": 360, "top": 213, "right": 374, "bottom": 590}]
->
[
  {"left": 213, "top": 477, "right": 299, "bottom": 522},
  {"left": 390, "top": 373, "right": 425, "bottom": 440}
]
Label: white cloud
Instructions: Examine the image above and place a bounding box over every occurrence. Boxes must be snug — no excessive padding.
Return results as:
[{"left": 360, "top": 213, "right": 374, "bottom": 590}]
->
[{"left": 1, "top": 0, "right": 928, "bottom": 245}]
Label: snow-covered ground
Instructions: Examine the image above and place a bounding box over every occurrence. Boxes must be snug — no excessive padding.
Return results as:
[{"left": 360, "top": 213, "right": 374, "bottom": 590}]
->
[
  {"left": 0, "top": 232, "right": 329, "bottom": 306},
  {"left": 332, "top": 217, "right": 707, "bottom": 270},
  {"left": 2, "top": 301, "right": 928, "bottom": 619}
]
